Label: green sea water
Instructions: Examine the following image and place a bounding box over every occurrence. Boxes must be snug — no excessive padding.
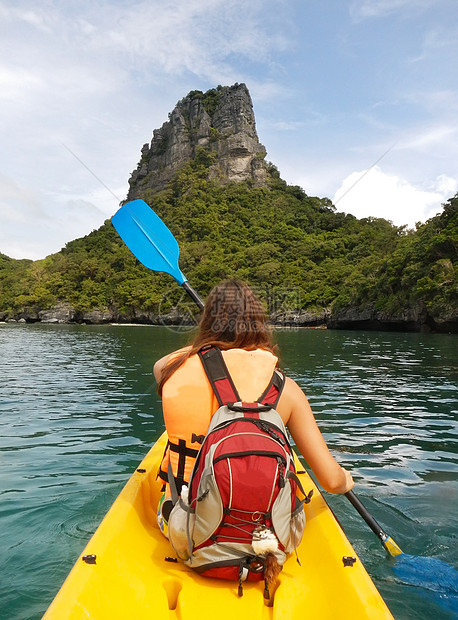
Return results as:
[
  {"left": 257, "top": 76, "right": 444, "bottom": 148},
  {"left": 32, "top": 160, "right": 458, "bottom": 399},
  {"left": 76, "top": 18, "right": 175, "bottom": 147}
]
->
[{"left": 0, "top": 323, "right": 456, "bottom": 619}]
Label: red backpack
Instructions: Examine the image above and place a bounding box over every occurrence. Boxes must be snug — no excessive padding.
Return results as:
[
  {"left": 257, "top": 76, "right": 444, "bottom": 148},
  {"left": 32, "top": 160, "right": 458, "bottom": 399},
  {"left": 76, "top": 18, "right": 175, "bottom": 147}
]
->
[{"left": 167, "top": 346, "right": 312, "bottom": 597}]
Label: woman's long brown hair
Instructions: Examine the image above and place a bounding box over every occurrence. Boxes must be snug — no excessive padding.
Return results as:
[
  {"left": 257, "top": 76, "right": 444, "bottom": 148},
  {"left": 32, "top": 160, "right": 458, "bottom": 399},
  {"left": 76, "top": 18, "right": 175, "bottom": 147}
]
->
[{"left": 157, "top": 279, "right": 275, "bottom": 395}]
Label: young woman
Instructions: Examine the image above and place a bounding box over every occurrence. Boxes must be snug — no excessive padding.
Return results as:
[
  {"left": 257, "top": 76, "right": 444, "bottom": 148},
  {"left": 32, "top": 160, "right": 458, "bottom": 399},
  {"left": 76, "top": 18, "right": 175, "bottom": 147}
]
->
[{"left": 153, "top": 279, "right": 354, "bottom": 532}]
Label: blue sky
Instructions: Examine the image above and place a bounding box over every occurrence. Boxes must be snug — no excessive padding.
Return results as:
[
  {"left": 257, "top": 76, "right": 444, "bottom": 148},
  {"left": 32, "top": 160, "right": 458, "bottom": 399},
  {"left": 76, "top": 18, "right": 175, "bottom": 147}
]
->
[{"left": 1, "top": 0, "right": 456, "bottom": 259}]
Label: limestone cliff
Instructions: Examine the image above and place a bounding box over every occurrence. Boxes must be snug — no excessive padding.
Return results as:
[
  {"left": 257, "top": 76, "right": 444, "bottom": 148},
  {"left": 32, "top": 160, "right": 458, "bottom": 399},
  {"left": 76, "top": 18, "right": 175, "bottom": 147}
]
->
[{"left": 126, "top": 83, "right": 267, "bottom": 199}]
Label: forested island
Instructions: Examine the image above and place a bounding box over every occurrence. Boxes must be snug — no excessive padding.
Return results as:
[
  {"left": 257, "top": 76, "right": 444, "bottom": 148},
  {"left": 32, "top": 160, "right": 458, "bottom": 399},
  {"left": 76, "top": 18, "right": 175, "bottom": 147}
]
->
[{"left": 1, "top": 85, "right": 456, "bottom": 333}]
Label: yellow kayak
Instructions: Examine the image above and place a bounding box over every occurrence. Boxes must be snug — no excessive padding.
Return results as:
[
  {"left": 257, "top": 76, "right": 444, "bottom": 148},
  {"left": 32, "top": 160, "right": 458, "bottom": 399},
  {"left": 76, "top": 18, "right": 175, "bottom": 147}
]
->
[{"left": 43, "top": 432, "right": 393, "bottom": 619}]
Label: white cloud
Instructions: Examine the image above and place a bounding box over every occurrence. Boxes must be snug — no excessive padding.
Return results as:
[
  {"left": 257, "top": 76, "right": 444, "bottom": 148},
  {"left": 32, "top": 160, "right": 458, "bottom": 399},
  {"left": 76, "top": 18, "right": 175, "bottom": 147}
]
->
[
  {"left": 67, "top": 0, "right": 290, "bottom": 84},
  {"left": 0, "top": 5, "right": 53, "bottom": 31},
  {"left": 249, "top": 81, "right": 293, "bottom": 103},
  {"left": 0, "top": 1, "right": 293, "bottom": 259},
  {"left": 0, "top": 174, "right": 47, "bottom": 223},
  {"left": 399, "top": 124, "right": 458, "bottom": 151},
  {"left": 334, "top": 166, "right": 457, "bottom": 227},
  {"left": 0, "top": 0, "right": 456, "bottom": 261},
  {"left": 430, "top": 174, "right": 457, "bottom": 197},
  {"left": 0, "top": 172, "right": 124, "bottom": 260},
  {"left": 0, "top": 65, "right": 44, "bottom": 101},
  {"left": 350, "top": 0, "right": 435, "bottom": 20},
  {"left": 409, "top": 27, "right": 458, "bottom": 63},
  {"left": 0, "top": 196, "right": 113, "bottom": 260},
  {"left": 271, "top": 121, "right": 307, "bottom": 131}
]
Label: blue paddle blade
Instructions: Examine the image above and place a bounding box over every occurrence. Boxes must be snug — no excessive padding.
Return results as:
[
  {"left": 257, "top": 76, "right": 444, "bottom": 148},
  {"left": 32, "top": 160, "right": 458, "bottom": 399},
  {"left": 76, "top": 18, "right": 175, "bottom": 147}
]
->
[
  {"left": 394, "top": 554, "right": 458, "bottom": 614},
  {"left": 111, "top": 199, "right": 187, "bottom": 286}
]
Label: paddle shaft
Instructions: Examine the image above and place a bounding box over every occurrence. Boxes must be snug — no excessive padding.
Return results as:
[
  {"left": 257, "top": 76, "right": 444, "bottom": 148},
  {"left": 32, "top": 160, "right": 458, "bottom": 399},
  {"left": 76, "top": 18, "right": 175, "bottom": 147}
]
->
[
  {"left": 345, "top": 491, "right": 387, "bottom": 542},
  {"left": 113, "top": 200, "right": 403, "bottom": 557},
  {"left": 182, "top": 281, "right": 205, "bottom": 310},
  {"left": 180, "top": 280, "right": 401, "bottom": 556}
]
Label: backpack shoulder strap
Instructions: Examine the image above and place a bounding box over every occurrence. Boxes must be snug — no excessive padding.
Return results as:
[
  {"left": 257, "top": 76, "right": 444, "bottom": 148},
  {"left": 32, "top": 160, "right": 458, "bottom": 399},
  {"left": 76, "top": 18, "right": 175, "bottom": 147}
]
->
[
  {"left": 199, "top": 346, "right": 286, "bottom": 408},
  {"left": 198, "top": 346, "right": 241, "bottom": 406},
  {"left": 257, "top": 368, "right": 286, "bottom": 408}
]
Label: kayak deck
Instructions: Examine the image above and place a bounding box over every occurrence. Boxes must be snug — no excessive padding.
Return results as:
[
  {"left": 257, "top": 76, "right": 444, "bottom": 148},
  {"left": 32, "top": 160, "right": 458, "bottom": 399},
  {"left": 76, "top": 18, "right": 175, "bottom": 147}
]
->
[{"left": 43, "top": 432, "right": 393, "bottom": 619}]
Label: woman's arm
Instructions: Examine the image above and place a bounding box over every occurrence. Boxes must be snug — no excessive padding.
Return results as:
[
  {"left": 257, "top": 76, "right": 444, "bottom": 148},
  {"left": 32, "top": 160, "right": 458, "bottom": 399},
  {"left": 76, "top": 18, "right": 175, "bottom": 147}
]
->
[{"left": 281, "top": 378, "right": 354, "bottom": 494}]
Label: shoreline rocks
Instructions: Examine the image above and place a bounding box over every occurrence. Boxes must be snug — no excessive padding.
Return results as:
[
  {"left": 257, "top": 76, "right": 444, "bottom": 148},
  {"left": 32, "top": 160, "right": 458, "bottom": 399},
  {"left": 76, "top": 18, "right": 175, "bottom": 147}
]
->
[
  {"left": 2, "top": 303, "right": 456, "bottom": 333},
  {"left": 328, "top": 303, "right": 457, "bottom": 333}
]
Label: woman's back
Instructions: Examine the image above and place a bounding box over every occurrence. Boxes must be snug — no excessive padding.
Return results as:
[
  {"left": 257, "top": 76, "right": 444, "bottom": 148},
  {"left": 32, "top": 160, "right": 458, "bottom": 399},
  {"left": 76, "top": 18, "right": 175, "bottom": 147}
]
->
[{"left": 161, "top": 348, "right": 279, "bottom": 446}]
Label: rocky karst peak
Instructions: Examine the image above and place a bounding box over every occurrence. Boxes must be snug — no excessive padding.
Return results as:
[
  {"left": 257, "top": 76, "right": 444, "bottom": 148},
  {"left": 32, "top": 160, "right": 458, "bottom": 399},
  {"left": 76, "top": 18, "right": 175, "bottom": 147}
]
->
[{"left": 126, "top": 83, "right": 268, "bottom": 199}]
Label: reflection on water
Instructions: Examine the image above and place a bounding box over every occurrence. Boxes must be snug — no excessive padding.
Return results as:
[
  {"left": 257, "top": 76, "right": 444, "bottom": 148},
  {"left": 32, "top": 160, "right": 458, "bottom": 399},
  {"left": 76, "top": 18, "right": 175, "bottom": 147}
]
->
[{"left": 0, "top": 324, "right": 456, "bottom": 619}]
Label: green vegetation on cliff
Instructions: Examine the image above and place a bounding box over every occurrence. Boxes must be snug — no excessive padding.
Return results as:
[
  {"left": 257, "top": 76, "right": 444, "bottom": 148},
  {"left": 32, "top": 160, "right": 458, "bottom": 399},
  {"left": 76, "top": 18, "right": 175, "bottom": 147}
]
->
[
  {"left": 0, "top": 155, "right": 456, "bottom": 330},
  {"left": 364, "top": 195, "right": 457, "bottom": 320}
]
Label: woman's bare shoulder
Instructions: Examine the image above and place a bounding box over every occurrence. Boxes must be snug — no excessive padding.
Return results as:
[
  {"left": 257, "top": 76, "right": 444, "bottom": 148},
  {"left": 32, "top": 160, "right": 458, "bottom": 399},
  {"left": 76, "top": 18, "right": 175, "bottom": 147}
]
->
[
  {"left": 283, "top": 376, "right": 308, "bottom": 401},
  {"left": 276, "top": 376, "right": 309, "bottom": 424},
  {"left": 153, "top": 346, "right": 192, "bottom": 382}
]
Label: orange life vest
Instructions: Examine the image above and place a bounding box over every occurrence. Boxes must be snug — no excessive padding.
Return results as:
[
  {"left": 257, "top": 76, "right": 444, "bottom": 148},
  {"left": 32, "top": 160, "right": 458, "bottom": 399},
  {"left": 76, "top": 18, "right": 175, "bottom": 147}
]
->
[{"left": 158, "top": 348, "right": 279, "bottom": 495}]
